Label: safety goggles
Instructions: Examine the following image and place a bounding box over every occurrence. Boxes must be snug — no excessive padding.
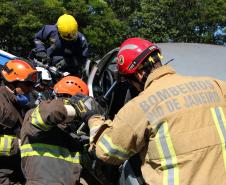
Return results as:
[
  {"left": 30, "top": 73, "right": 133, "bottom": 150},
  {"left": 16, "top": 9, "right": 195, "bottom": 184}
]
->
[
  {"left": 60, "top": 33, "right": 78, "bottom": 41},
  {"left": 25, "top": 71, "right": 42, "bottom": 84}
]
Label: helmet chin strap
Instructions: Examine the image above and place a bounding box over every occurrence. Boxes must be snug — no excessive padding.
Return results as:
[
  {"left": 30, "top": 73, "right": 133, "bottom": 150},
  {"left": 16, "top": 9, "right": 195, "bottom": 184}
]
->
[
  {"left": 141, "top": 72, "right": 148, "bottom": 85},
  {"left": 5, "top": 85, "right": 15, "bottom": 94},
  {"left": 10, "top": 82, "right": 21, "bottom": 95},
  {"left": 3, "top": 81, "right": 17, "bottom": 94},
  {"left": 127, "top": 73, "right": 145, "bottom": 92},
  {"left": 8, "top": 81, "right": 27, "bottom": 96},
  {"left": 4, "top": 83, "right": 29, "bottom": 106},
  {"left": 130, "top": 79, "right": 144, "bottom": 92}
]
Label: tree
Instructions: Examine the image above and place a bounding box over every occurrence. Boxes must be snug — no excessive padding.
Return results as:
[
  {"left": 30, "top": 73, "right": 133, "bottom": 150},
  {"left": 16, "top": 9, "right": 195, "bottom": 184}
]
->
[
  {"left": 132, "top": 0, "right": 226, "bottom": 43},
  {"left": 126, "top": 0, "right": 177, "bottom": 42},
  {"left": 0, "top": 0, "right": 126, "bottom": 58},
  {"left": 108, "top": 0, "right": 141, "bottom": 19},
  {"left": 0, "top": 0, "right": 225, "bottom": 59},
  {"left": 64, "top": 0, "right": 127, "bottom": 58},
  {"left": 0, "top": 0, "right": 65, "bottom": 56}
]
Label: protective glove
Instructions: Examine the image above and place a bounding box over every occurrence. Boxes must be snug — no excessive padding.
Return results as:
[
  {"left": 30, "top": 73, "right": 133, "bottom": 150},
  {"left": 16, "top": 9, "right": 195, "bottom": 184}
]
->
[
  {"left": 36, "top": 51, "right": 50, "bottom": 64},
  {"left": 69, "top": 94, "right": 105, "bottom": 123}
]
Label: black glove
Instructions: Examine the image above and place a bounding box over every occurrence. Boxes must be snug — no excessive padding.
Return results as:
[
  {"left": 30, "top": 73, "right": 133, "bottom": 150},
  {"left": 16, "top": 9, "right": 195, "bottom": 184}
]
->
[
  {"left": 69, "top": 94, "right": 104, "bottom": 123},
  {"left": 36, "top": 51, "right": 50, "bottom": 64}
]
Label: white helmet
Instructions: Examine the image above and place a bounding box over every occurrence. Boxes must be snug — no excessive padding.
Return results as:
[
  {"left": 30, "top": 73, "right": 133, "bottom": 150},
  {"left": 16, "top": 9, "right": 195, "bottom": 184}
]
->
[{"left": 36, "top": 67, "right": 52, "bottom": 81}]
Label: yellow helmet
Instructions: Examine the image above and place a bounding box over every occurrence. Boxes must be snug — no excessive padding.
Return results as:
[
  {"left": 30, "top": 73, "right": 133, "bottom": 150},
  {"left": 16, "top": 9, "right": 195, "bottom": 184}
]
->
[{"left": 57, "top": 14, "right": 78, "bottom": 41}]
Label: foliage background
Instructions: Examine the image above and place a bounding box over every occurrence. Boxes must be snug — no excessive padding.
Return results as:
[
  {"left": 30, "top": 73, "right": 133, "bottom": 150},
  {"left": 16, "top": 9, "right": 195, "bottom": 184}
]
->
[{"left": 0, "top": 0, "right": 225, "bottom": 59}]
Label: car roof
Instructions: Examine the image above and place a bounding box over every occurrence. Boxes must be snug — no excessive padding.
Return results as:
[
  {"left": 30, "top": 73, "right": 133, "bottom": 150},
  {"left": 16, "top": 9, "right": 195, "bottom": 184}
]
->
[
  {"left": 157, "top": 43, "right": 226, "bottom": 81},
  {"left": 0, "top": 49, "right": 16, "bottom": 65}
]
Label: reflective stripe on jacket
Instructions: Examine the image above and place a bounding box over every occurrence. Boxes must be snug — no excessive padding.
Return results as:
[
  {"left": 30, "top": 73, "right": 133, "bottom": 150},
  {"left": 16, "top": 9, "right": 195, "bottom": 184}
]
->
[
  {"left": 97, "top": 134, "right": 136, "bottom": 161},
  {"left": 21, "top": 143, "right": 80, "bottom": 163},
  {"left": 89, "top": 65, "right": 226, "bottom": 185},
  {"left": 20, "top": 98, "right": 82, "bottom": 184},
  {"left": 0, "top": 135, "right": 17, "bottom": 156},
  {"left": 31, "top": 105, "right": 53, "bottom": 131}
]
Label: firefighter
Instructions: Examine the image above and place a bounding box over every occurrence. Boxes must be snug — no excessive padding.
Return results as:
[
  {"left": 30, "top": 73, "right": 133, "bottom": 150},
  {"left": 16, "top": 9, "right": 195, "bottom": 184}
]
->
[
  {"left": 32, "top": 66, "right": 53, "bottom": 105},
  {"left": 34, "top": 14, "right": 88, "bottom": 77},
  {"left": 0, "top": 59, "right": 39, "bottom": 184},
  {"left": 71, "top": 37, "right": 226, "bottom": 185},
  {"left": 20, "top": 76, "right": 89, "bottom": 185}
]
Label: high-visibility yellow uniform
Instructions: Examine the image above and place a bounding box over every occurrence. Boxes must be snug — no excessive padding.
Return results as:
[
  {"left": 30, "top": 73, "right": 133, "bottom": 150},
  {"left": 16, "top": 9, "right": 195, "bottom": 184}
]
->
[{"left": 89, "top": 65, "right": 226, "bottom": 185}]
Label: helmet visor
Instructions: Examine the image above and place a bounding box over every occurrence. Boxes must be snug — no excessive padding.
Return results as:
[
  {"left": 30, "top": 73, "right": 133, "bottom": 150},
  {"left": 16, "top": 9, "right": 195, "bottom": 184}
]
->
[{"left": 25, "top": 71, "right": 41, "bottom": 84}]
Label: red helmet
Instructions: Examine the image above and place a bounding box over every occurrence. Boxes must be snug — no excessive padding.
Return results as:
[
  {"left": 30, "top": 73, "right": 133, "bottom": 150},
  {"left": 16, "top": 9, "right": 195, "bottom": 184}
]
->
[
  {"left": 54, "top": 76, "right": 89, "bottom": 96},
  {"left": 1, "top": 59, "right": 38, "bottom": 83},
  {"left": 117, "top": 38, "right": 160, "bottom": 74}
]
